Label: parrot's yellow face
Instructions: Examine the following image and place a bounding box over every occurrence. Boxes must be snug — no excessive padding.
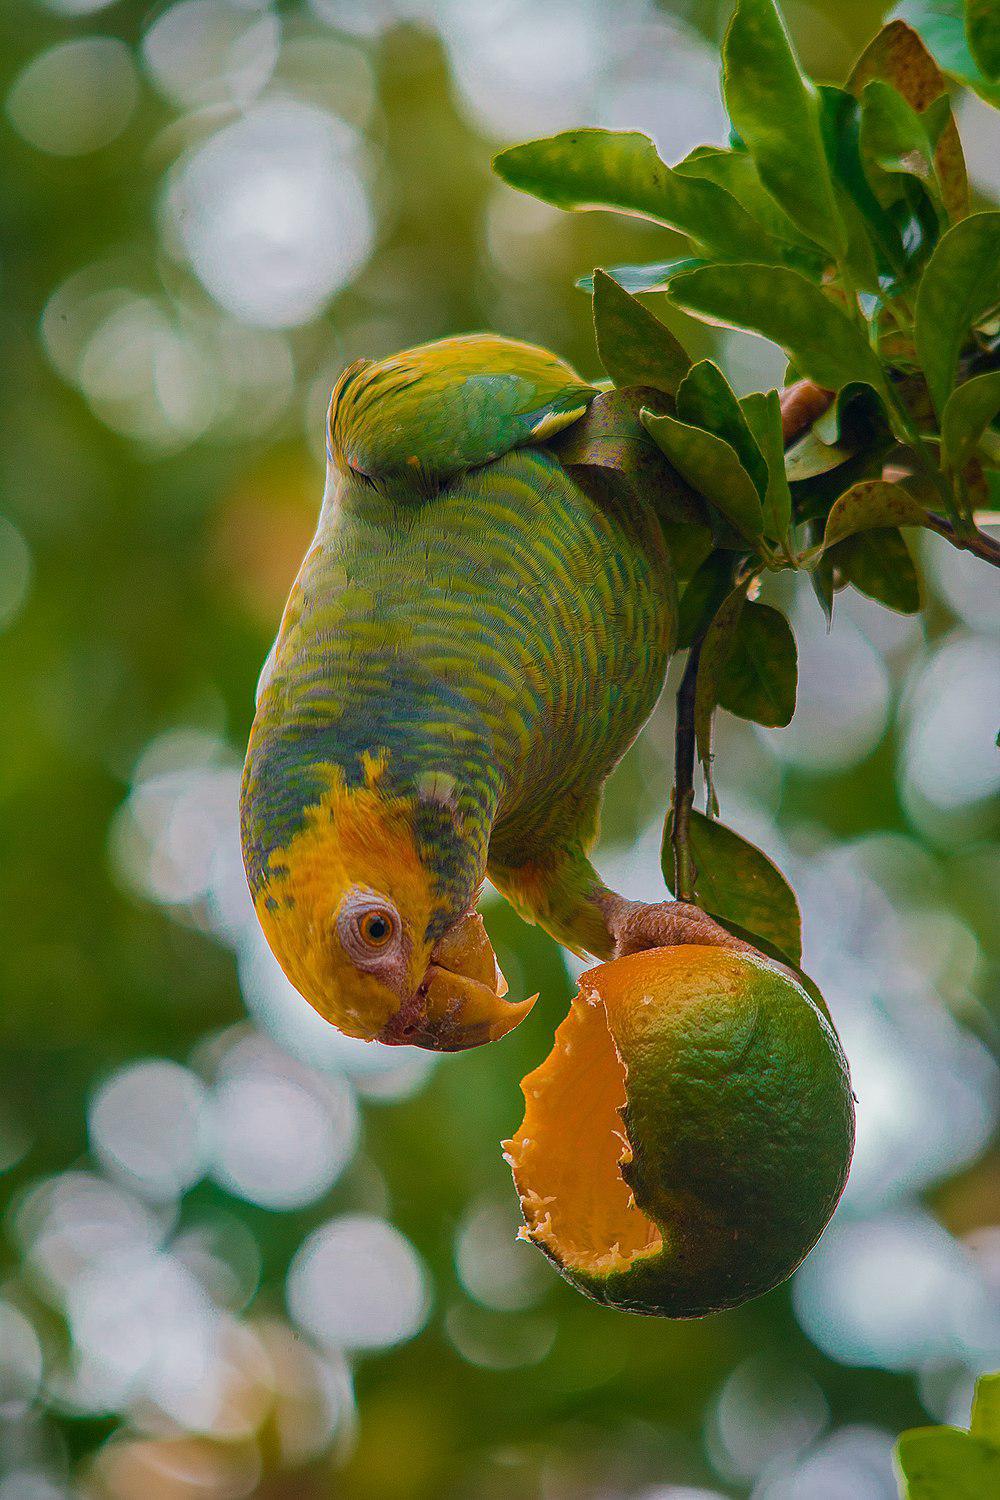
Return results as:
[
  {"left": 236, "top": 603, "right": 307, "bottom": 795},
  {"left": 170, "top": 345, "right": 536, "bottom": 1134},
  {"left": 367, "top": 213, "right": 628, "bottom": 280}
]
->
[{"left": 252, "top": 766, "right": 534, "bottom": 1051}]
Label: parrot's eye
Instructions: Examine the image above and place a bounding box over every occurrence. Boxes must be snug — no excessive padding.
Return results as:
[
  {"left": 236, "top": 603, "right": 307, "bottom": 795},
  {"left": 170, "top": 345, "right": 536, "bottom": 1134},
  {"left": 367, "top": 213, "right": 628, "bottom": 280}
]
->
[
  {"left": 357, "top": 909, "right": 395, "bottom": 948},
  {"left": 336, "top": 893, "right": 403, "bottom": 967}
]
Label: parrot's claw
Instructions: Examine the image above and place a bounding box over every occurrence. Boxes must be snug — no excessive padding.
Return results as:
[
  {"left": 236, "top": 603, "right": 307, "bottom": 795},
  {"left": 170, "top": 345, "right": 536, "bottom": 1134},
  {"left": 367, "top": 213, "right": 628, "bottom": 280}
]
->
[{"left": 598, "top": 895, "right": 750, "bottom": 961}]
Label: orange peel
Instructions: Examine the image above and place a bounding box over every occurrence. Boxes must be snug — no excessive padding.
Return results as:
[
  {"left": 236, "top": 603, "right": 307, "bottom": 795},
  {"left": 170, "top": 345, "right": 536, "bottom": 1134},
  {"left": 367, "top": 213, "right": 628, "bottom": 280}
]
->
[{"left": 505, "top": 944, "right": 854, "bottom": 1317}]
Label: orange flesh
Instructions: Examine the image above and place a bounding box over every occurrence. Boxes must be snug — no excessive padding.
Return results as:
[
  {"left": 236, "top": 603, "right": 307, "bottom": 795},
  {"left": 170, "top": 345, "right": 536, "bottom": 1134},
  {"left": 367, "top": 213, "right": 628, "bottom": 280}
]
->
[{"left": 505, "top": 988, "right": 662, "bottom": 1275}]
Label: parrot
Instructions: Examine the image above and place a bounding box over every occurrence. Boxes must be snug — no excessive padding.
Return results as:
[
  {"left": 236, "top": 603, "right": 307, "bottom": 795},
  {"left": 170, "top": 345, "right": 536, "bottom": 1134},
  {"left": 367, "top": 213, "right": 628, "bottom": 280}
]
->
[{"left": 240, "top": 333, "right": 735, "bottom": 1053}]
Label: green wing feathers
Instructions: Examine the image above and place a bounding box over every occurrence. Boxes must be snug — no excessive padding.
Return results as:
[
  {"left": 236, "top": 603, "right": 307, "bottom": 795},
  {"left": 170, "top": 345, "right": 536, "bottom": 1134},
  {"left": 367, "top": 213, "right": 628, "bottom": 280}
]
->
[{"left": 328, "top": 333, "right": 596, "bottom": 485}]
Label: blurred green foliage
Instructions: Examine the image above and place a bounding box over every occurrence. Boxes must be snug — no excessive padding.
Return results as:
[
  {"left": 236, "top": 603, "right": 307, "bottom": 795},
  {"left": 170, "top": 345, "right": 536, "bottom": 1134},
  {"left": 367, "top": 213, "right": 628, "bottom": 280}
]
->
[{"left": 0, "top": 3, "right": 997, "bottom": 1498}]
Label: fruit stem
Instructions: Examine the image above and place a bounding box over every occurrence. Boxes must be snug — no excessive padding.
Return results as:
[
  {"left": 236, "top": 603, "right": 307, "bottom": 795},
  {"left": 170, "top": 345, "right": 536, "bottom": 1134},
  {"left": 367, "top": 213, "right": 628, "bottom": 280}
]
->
[{"left": 672, "top": 640, "right": 702, "bottom": 904}]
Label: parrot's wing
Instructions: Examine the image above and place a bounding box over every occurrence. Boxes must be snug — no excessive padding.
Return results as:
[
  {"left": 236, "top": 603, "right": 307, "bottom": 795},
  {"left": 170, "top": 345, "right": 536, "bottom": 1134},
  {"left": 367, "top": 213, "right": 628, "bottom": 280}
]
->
[{"left": 328, "top": 333, "right": 596, "bottom": 486}]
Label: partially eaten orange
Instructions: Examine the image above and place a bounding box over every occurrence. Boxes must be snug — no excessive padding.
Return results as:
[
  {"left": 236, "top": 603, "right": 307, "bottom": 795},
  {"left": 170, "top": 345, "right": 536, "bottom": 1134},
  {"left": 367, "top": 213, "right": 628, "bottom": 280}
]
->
[{"left": 505, "top": 945, "right": 854, "bottom": 1317}]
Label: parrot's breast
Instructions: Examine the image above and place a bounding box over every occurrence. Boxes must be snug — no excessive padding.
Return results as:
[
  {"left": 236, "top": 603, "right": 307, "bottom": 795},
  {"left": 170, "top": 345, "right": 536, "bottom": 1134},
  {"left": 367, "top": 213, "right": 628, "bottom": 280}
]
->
[{"left": 246, "top": 447, "right": 675, "bottom": 918}]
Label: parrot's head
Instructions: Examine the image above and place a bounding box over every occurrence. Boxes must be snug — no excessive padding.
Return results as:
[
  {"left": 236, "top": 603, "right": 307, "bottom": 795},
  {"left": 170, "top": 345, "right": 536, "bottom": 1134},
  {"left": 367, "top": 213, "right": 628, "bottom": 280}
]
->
[{"left": 242, "top": 756, "right": 535, "bottom": 1052}]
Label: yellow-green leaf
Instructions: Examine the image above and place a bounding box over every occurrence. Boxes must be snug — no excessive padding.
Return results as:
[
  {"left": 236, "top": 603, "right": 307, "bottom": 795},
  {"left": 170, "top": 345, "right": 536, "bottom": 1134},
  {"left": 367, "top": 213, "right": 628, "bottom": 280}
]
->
[
  {"left": 668, "top": 263, "right": 886, "bottom": 395},
  {"left": 823, "top": 479, "right": 928, "bottom": 548},
  {"left": 914, "top": 211, "right": 1000, "bottom": 415},
  {"left": 896, "top": 1371, "right": 1000, "bottom": 1500},
  {"left": 971, "top": 1372, "right": 1000, "bottom": 1442},
  {"left": 492, "top": 130, "right": 787, "bottom": 262},
  {"left": 808, "top": 518, "right": 838, "bottom": 625},
  {"left": 723, "top": 0, "right": 845, "bottom": 259},
  {"left": 592, "top": 269, "right": 691, "bottom": 396},
  {"left": 785, "top": 429, "right": 857, "bottom": 483},
  {"left": 662, "top": 807, "right": 802, "bottom": 965},
  {"left": 817, "top": 84, "right": 911, "bottom": 286},
  {"left": 642, "top": 410, "right": 764, "bottom": 541},
  {"left": 898, "top": 1428, "right": 1000, "bottom": 1498}
]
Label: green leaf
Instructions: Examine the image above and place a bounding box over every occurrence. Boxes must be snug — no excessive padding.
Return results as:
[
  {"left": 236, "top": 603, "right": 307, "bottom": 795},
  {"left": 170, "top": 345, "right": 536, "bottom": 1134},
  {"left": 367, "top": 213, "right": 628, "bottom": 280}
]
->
[
  {"left": 814, "top": 381, "right": 892, "bottom": 449},
  {"left": 676, "top": 550, "right": 734, "bottom": 648},
  {"left": 859, "top": 79, "right": 944, "bottom": 211},
  {"left": 592, "top": 269, "right": 691, "bottom": 396},
  {"left": 576, "top": 259, "right": 704, "bottom": 294},
  {"left": 668, "top": 263, "right": 886, "bottom": 395},
  {"left": 848, "top": 20, "right": 969, "bottom": 222},
  {"left": 722, "top": 0, "right": 846, "bottom": 259},
  {"left": 832, "top": 527, "right": 922, "bottom": 613},
  {"left": 641, "top": 410, "right": 764, "bottom": 541},
  {"left": 941, "top": 370, "right": 1000, "bottom": 471},
  {"left": 807, "top": 519, "right": 837, "bottom": 624},
  {"left": 718, "top": 601, "right": 797, "bottom": 727},
  {"left": 922, "top": 92, "right": 957, "bottom": 148},
  {"left": 896, "top": 1372, "right": 1000, "bottom": 1500},
  {"left": 492, "top": 130, "right": 788, "bottom": 262},
  {"left": 550, "top": 388, "right": 704, "bottom": 525},
  {"left": 792, "top": 441, "right": 893, "bottom": 525},
  {"left": 966, "top": 1, "right": 1000, "bottom": 79},
  {"left": 676, "top": 361, "right": 769, "bottom": 497},
  {"left": 741, "top": 389, "right": 793, "bottom": 539},
  {"left": 694, "top": 585, "right": 749, "bottom": 801},
  {"left": 661, "top": 521, "right": 715, "bottom": 585},
  {"left": 823, "top": 478, "right": 928, "bottom": 548},
  {"left": 817, "top": 85, "right": 912, "bottom": 285},
  {"left": 893, "top": 0, "right": 1000, "bottom": 106},
  {"left": 813, "top": 85, "right": 888, "bottom": 294},
  {"left": 674, "top": 145, "right": 826, "bottom": 270},
  {"left": 661, "top": 808, "right": 802, "bottom": 965},
  {"left": 914, "top": 211, "right": 1000, "bottom": 416}
]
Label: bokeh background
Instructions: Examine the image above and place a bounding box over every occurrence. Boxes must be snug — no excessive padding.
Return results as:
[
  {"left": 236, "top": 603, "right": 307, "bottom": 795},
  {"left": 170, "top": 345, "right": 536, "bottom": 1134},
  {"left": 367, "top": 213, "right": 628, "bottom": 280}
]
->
[{"left": 1, "top": 1, "right": 999, "bottom": 1496}]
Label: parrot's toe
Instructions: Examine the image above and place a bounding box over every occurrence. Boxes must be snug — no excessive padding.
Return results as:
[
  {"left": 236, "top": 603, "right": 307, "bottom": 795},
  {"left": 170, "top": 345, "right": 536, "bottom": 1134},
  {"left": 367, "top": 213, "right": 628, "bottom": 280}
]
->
[{"left": 602, "top": 896, "right": 750, "bottom": 960}]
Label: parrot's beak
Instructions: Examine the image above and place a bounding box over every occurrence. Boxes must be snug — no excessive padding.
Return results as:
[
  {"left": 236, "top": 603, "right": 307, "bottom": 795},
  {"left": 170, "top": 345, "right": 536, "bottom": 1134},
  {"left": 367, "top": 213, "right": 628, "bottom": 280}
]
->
[{"left": 378, "top": 912, "right": 536, "bottom": 1051}]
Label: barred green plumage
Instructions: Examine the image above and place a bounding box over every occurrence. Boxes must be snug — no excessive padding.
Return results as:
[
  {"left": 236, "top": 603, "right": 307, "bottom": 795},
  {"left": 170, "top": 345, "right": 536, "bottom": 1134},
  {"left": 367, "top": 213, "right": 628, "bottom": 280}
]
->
[{"left": 241, "top": 334, "right": 678, "bottom": 1050}]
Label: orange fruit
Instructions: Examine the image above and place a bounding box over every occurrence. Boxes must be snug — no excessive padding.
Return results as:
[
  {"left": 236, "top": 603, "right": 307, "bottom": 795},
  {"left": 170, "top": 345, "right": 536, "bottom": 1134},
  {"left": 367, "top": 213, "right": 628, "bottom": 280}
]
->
[{"left": 505, "top": 944, "right": 854, "bottom": 1317}]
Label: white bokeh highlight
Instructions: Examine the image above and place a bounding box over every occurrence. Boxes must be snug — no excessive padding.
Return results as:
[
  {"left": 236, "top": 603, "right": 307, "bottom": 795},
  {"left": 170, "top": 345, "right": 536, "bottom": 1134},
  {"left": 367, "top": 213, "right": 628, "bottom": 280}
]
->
[
  {"left": 88, "top": 1060, "right": 208, "bottom": 1201},
  {"left": 163, "top": 100, "right": 373, "bottom": 328},
  {"left": 6, "top": 39, "right": 138, "bottom": 156},
  {"left": 287, "top": 1215, "right": 429, "bottom": 1352}
]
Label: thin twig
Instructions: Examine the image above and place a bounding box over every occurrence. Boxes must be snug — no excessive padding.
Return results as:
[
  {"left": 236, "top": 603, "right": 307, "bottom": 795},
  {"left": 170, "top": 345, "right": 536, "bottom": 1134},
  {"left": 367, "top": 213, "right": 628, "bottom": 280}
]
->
[
  {"left": 779, "top": 380, "right": 1000, "bottom": 568},
  {"left": 922, "top": 511, "right": 1000, "bottom": 569},
  {"left": 671, "top": 640, "right": 702, "bottom": 904}
]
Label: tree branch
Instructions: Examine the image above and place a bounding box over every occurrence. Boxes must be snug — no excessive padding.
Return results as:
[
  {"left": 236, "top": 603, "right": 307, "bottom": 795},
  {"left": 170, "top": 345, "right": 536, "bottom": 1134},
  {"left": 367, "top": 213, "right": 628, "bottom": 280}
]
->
[
  {"left": 922, "top": 511, "right": 1000, "bottom": 569},
  {"left": 779, "top": 380, "right": 1000, "bottom": 569}
]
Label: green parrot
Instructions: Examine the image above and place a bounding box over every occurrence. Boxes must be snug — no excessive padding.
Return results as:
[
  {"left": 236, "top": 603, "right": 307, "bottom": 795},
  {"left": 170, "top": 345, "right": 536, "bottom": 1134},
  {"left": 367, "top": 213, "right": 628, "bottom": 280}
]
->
[{"left": 241, "top": 333, "right": 733, "bottom": 1052}]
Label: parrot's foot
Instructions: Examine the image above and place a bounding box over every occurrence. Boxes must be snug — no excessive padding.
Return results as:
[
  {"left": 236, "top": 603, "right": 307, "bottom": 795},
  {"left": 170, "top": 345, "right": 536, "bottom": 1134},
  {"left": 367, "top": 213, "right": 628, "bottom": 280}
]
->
[{"left": 597, "top": 894, "right": 752, "bottom": 962}]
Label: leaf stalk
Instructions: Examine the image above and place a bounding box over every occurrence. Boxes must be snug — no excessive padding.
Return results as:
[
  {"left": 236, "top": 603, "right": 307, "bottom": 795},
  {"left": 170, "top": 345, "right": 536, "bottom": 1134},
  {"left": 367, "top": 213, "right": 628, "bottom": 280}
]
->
[{"left": 671, "top": 640, "right": 703, "bottom": 904}]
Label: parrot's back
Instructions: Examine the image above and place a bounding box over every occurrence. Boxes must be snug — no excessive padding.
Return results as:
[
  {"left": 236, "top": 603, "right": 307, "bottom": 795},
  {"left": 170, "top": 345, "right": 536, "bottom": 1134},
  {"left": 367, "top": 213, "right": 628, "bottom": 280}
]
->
[{"left": 245, "top": 335, "right": 676, "bottom": 916}]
